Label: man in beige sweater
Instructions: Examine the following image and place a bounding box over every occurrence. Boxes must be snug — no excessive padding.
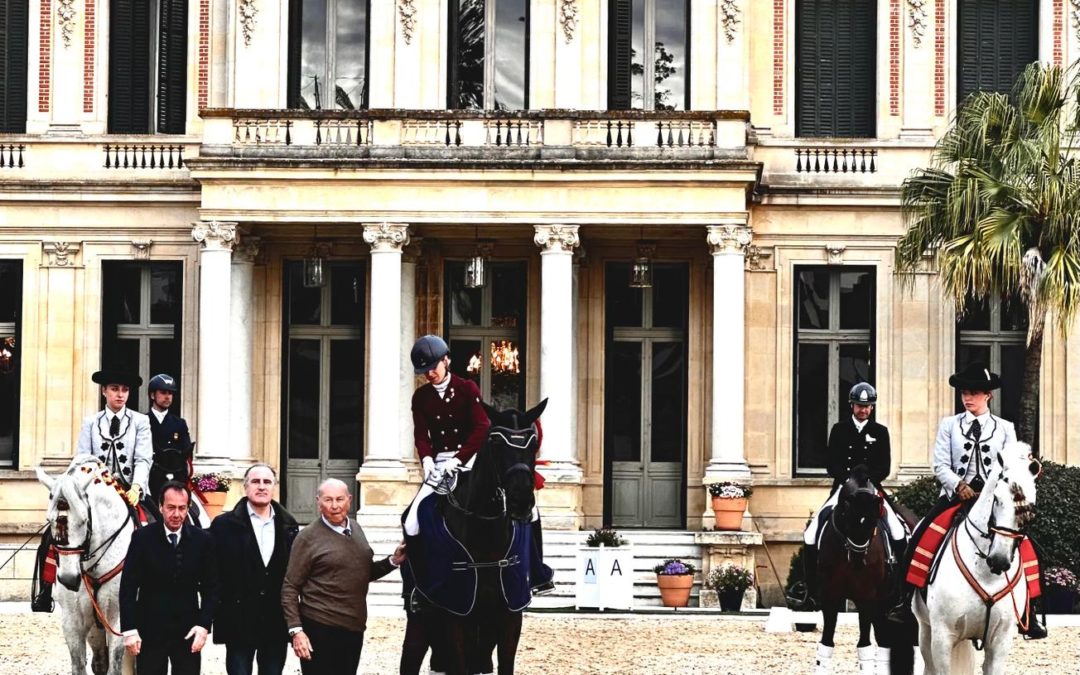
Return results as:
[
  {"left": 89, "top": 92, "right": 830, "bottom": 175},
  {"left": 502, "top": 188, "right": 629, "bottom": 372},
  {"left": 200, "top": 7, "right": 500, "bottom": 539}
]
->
[{"left": 281, "top": 479, "right": 406, "bottom": 674}]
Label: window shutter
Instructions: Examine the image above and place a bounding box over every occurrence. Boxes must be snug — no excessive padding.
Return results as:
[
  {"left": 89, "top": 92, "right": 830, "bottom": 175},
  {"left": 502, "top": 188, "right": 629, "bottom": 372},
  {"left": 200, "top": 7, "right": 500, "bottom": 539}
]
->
[
  {"left": 846, "top": 0, "right": 876, "bottom": 137},
  {"left": 446, "top": 0, "right": 461, "bottom": 108},
  {"left": 1, "top": 0, "right": 28, "bottom": 133},
  {"left": 608, "top": 0, "right": 633, "bottom": 110},
  {"left": 156, "top": 0, "right": 188, "bottom": 134},
  {"left": 958, "top": 0, "right": 1038, "bottom": 102},
  {"left": 286, "top": 0, "right": 303, "bottom": 108},
  {"left": 108, "top": 0, "right": 151, "bottom": 134}
]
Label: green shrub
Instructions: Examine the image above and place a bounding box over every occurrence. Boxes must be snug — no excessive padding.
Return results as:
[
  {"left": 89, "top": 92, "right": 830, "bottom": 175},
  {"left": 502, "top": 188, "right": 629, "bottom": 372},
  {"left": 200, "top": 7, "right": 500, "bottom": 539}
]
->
[
  {"left": 784, "top": 545, "right": 806, "bottom": 608},
  {"left": 1028, "top": 462, "right": 1080, "bottom": 579},
  {"left": 892, "top": 474, "right": 940, "bottom": 519},
  {"left": 585, "top": 527, "right": 627, "bottom": 548}
]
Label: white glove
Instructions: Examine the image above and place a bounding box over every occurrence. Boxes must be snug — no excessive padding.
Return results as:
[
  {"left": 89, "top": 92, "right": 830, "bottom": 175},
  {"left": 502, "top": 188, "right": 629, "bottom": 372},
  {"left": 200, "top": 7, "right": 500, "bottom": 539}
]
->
[
  {"left": 441, "top": 457, "right": 462, "bottom": 476},
  {"left": 422, "top": 457, "right": 436, "bottom": 482}
]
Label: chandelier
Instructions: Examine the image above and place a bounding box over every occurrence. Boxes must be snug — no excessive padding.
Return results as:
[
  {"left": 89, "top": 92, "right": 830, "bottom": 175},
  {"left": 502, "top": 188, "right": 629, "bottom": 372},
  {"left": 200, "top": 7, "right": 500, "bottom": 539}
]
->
[
  {"left": 466, "top": 352, "right": 483, "bottom": 374},
  {"left": 490, "top": 340, "right": 520, "bottom": 375}
]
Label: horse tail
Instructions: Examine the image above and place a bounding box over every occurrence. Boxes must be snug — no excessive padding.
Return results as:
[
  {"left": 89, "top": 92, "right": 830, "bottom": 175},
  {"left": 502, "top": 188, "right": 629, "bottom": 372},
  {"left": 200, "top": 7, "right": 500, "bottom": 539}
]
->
[{"left": 950, "top": 639, "right": 974, "bottom": 673}]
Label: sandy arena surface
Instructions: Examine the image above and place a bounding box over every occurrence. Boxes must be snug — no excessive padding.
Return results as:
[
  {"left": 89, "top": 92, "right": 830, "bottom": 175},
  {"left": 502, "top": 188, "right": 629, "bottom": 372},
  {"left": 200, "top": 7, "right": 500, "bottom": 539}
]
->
[{"left": 2, "top": 610, "right": 1078, "bottom": 674}]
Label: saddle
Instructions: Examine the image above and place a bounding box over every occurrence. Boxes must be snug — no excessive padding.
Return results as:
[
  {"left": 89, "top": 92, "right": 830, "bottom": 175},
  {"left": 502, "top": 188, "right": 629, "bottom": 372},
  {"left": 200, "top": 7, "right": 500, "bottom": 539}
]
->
[{"left": 149, "top": 447, "right": 192, "bottom": 501}]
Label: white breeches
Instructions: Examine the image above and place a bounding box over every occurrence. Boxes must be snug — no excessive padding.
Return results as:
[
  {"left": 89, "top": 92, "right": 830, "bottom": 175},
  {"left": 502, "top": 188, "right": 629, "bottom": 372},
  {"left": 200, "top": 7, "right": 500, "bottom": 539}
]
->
[
  {"left": 404, "top": 452, "right": 475, "bottom": 537},
  {"left": 802, "top": 486, "right": 908, "bottom": 545}
]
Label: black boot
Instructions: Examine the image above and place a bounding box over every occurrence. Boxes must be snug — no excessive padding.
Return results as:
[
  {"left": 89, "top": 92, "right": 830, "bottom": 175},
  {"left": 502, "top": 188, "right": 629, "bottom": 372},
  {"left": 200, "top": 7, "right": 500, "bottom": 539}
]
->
[
  {"left": 30, "top": 531, "right": 55, "bottom": 613},
  {"left": 800, "top": 545, "right": 819, "bottom": 611},
  {"left": 529, "top": 518, "right": 555, "bottom": 595},
  {"left": 887, "top": 584, "right": 914, "bottom": 624},
  {"left": 1021, "top": 606, "right": 1048, "bottom": 640},
  {"left": 30, "top": 582, "right": 53, "bottom": 613}
]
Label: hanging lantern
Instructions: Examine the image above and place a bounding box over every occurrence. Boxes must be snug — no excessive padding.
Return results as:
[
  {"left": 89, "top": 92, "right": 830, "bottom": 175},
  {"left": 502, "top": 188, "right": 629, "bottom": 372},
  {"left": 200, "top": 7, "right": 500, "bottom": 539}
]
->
[
  {"left": 629, "top": 242, "right": 656, "bottom": 289},
  {"left": 302, "top": 254, "right": 325, "bottom": 288},
  {"left": 464, "top": 253, "right": 486, "bottom": 288}
]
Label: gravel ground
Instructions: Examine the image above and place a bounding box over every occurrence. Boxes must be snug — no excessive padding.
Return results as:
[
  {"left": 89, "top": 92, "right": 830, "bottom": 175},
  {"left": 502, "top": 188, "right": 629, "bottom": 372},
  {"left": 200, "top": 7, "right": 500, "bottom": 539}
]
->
[{"left": 3, "top": 610, "right": 1078, "bottom": 674}]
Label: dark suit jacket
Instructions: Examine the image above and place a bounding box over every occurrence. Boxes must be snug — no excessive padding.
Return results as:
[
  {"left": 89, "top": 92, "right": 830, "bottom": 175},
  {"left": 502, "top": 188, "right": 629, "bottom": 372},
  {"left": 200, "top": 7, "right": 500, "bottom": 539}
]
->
[
  {"left": 826, "top": 418, "right": 891, "bottom": 490},
  {"left": 119, "top": 521, "right": 219, "bottom": 642},
  {"left": 209, "top": 498, "right": 299, "bottom": 646},
  {"left": 149, "top": 411, "right": 192, "bottom": 453},
  {"left": 411, "top": 374, "right": 490, "bottom": 464}
]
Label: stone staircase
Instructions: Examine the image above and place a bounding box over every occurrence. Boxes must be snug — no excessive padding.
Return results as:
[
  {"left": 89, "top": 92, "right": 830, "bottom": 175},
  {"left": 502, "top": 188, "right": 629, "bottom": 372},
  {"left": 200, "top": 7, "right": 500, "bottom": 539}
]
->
[{"left": 365, "top": 528, "right": 705, "bottom": 610}]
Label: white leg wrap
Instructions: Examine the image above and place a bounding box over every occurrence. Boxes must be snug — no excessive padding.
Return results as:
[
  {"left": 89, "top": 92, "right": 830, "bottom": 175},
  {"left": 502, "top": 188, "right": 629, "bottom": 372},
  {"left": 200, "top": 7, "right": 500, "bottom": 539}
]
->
[
  {"left": 875, "top": 646, "right": 891, "bottom": 675},
  {"left": 857, "top": 645, "right": 876, "bottom": 673},
  {"left": 814, "top": 644, "right": 834, "bottom": 675}
]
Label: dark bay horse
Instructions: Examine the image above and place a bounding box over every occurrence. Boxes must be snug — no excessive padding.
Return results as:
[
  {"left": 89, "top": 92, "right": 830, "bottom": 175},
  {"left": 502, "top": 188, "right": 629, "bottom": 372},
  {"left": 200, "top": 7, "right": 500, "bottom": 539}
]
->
[
  {"left": 405, "top": 399, "right": 547, "bottom": 675},
  {"left": 816, "top": 465, "right": 915, "bottom": 674}
]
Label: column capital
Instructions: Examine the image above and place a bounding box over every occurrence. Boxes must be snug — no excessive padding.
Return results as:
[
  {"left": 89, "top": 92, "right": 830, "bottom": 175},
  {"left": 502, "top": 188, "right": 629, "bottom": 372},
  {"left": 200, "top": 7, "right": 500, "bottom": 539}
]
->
[
  {"left": 402, "top": 237, "right": 425, "bottom": 264},
  {"left": 232, "top": 236, "right": 262, "bottom": 264},
  {"left": 533, "top": 224, "right": 580, "bottom": 253},
  {"left": 706, "top": 223, "right": 752, "bottom": 256},
  {"left": 363, "top": 222, "right": 411, "bottom": 252},
  {"left": 192, "top": 221, "right": 238, "bottom": 251}
]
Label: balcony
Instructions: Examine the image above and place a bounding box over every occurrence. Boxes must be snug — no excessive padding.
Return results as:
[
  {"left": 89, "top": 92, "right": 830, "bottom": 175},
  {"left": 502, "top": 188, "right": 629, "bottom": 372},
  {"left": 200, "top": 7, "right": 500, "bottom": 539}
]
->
[{"left": 196, "top": 109, "right": 753, "bottom": 168}]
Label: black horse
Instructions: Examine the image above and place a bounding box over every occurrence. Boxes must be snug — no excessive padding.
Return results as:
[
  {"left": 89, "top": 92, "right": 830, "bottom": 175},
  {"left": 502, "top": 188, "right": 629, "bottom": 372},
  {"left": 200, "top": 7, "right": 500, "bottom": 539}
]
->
[
  {"left": 816, "top": 465, "right": 915, "bottom": 673},
  {"left": 404, "top": 399, "right": 547, "bottom": 675}
]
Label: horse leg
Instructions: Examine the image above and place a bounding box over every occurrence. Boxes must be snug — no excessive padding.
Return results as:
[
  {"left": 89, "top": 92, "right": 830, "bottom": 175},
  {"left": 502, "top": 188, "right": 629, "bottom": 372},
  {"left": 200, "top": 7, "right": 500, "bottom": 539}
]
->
[
  {"left": 494, "top": 611, "right": 523, "bottom": 675},
  {"left": 856, "top": 604, "right": 873, "bottom": 647},
  {"left": 58, "top": 593, "right": 89, "bottom": 675},
  {"left": 814, "top": 600, "right": 839, "bottom": 674},
  {"left": 470, "top": 615, "right": 497, "bottom": 675},
  {"left": 929, "top": 628, "right": 957, "bottom": 675},
  {"left": 855, "top": 606, "right": 877, "bottom": 673},
  {"left": 980, "top": 615, "right": 1015, "bottom": 675},
  {"left": 443, "top": 618, "right": 469, "bottom": 675},
  {"left": 87, "top": 624, "right": 107, "bottom": 675}
]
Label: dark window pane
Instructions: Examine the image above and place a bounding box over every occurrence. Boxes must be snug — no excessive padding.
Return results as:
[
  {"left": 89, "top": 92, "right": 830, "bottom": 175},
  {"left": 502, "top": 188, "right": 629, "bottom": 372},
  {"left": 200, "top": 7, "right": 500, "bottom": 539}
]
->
[
  {"left": 0, "top": 332, "right": 18, "bottom": 465},
  {"left": 450, "top": 0, "right": 486, "bottom": 109},
  {"left": 838, "top": 270, "right": 872, "bottom": 330},
  {"left": 449, "top": 339, "right": 483, "bottom": 387},
  {"left": 630, "top": 0, "right": 645, "bottom": 108},
  {"left": 288, "top": 263, "right": 322, "bottom": 325},
  {"left": 606, "top": 341, "right": 642, "bottom": 462},
  {"left": 493, "top": 0, "right": 528, "bottom": 110},
  {"left": 999, "top": 344, "right": 1026, "bottom": 423},
  {"left": 0, "top": 263, "right": 21, "bottom": 322},
  {"left": 107, "top": 339, "right": 141, "bottom": 410},
  {"left": 298, "top": 0, "right": 329, "bottom": 108},
  {"left": 149, "top": 339, "right": 182, "bottom": 415},
  {"left": 652, "top": 265, "right": 688, "bottom": 329},
  {"left": 330, "top": 264, "right": 363, "bottom": 326},
  {"left": 958, "top": 296, "right": 991, "bottom": 331},
  {"left": 650, "top": 341, "right": 685, "bottom": 462},
  {"left": 287, "top": 339, "right": 321, "bottom": 459},
  {"left": 1000, "top": 296, "right": 1028, "bottom": 332},
  {"left": 606, "top": 263, "right": 643, "bottom": 328},
  {"left": 446, "top": 262, "right": 483, "bottom": 326},
  {"left": 104, "top": 264, "right": 143, "bottom": 324},
  {"left": 149, "top": 264, "right": 182, "bottom": 325},
  {"left": 653, "top": 0, "right": 687, "bottom": 111},
  {"left": 838, "top": 343, "right": 872, "bottom": 412},
  {"left": 329, "top": 339, "right": 364, "bottom": 459},
  {"left": 490, "top": 339, "right": 523, "bottom": 410},
  {"left": 796, "top": 342, "right": 829, "bottom": 469},
  {"left": 491, "top": 264, "right": 525, "bottom": 328},
  {"left": 334, "top": 0, "right": 368, "bottom": 109},
  {"left": 797, "top": 269, "right": 829, "bottom": 329}
]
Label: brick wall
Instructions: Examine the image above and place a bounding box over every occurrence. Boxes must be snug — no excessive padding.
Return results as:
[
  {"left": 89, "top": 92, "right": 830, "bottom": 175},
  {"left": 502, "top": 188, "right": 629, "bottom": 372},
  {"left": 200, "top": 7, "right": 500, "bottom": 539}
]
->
[
  {"left": 39, "top": 0, "right": 51, "bottom": 113},
  {"left": 83, "top": 0, "right": 95, "bottom": 113},
  {"left": 773, "top": 0, "right": 784, "bottom": 117}
]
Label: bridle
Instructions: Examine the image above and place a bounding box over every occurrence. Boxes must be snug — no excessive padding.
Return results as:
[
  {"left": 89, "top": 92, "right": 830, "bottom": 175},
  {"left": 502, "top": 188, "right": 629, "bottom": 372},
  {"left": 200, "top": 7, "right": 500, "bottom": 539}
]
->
[
  {"left": 442, "top": 425, "right": 537, "bottom": 522},
  {"left": 962, "top": 458, "right": 1040, "bottom": 564},
  {"left": 830, "top": 483, "right": 881, "bottom": 559}
]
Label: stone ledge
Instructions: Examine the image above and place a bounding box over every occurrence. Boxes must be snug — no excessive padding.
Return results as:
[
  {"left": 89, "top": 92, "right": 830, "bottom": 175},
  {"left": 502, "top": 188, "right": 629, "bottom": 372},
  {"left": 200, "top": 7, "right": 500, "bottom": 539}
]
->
[{"left": 693, "top": 531, "right": 763, "bottom": 546}]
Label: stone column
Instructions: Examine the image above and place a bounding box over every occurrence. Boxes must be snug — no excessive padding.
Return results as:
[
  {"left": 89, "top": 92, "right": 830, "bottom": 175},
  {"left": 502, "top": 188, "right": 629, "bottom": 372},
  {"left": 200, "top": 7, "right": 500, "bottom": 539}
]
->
[
  {"left": 399, "top": 238, "right": 422, "bottom": 474},
  {"left": 533, "top": 225, "right": 583, "bottom": 529},
  {"left": 228, "top": 236, "right": 260, "bottom": 467},
  {"left": 704, "top": 221, "right": 752, "bottom": 484},
  {"left": 191, "top": 222, "right": 237, "bottom": 471}
]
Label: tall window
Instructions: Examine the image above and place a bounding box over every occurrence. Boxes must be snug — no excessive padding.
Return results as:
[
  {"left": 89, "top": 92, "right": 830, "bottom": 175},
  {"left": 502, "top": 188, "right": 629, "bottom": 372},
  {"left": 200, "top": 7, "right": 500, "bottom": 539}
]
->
[
  {"left": 444, "top": 261, "right": 526, "bottom": 410},
  {"left": 608, "top": 0, "right": 689, "bottom": 111},
  {"left": 108, "top": 0, "right": 188, "bottom": 134},
  {"left": 101, "top": 262, "right": 183, "bottom": 413},
  {"left": 793, "top": 267, "right": 875, "bottom": 473},
  {"left": 0, "top": 0, "right": 28, "bottom": 133},
  {"left": 956, "top": 294, "right": 1027, "bottom": 422},
  {"left": 795, "top": 0, "right": 876, "bottom": 137},
  {"left": 287, "top": 0, "right": 370, "bottom": 110},
  {"left": 957, "top": 0, "right": 1038, "bottom": 101},
  {"left": 447, "top": 0, "right": 530, "bottom": 110},
  {"left": 0, "top": 261, "right": 22, "bottom": 467}
]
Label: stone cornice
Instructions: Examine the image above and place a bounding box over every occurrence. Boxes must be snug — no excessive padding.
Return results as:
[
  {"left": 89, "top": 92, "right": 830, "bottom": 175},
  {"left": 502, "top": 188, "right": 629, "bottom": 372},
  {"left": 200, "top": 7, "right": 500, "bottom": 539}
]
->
[
  {"left": 533, "top": 225, "right": 580, "bottom": 253},
  {"left": 363, "top": 223, "right": 410, "bottom": 252},
  {"left": 191, "top": 221, "right": 238, "bottom": 251}
]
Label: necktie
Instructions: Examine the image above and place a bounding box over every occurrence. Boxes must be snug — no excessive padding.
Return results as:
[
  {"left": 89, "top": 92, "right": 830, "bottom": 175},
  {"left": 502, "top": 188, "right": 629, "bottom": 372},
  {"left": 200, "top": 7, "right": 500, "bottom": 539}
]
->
[
  {"left": 109, "top": 415, "right": 120, "bottom": 438},
  {"left": 970, "top": 419, "right": 982, "bottom": 443},
  {"left": 168, "top": 533, "right": 178, "bottom": 549},
  {"left": 343, "top": 528, "right": 352, "bottom": 538}
]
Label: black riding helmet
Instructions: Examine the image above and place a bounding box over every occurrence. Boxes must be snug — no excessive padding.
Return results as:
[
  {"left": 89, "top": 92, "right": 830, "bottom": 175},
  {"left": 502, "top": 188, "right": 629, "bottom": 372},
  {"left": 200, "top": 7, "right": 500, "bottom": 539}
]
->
[
  {"left": 848, "top": 382, "right": 877, "bottom": 405},
  {"left": 148, "top": 373, "right": 179, "bottom": 395},
  {"left": 411, "top": 335, "right": 450, "bottom": 374}
]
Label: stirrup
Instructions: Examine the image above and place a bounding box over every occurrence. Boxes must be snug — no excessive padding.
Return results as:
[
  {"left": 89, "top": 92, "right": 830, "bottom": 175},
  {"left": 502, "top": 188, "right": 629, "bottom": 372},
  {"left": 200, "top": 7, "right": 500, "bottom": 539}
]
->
[
  {"left": 1021, "top": 618, "right": 1048, "bottom": 640},
  {"left": 532, "top": 580, "right": 556, "bottom": 596}
]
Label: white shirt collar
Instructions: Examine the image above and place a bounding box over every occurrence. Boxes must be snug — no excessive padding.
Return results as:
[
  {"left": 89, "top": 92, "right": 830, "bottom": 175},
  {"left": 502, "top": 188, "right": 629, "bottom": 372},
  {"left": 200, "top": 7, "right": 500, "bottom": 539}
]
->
[
  {"left": 247, "top": 502, "right": 275, "bottom": 522},
  {"left": 104, "top": 407, "right": 125, "bottom": 421},
  {"left": 320, "top": 516, "right": 350, "bottom": 536},
  {"left": 852, "top": 416, "right": 868, "bottom": 433},
  {"left": 963, "top": 410, "right": 992, "bottom": 425},
  {"left": 150, "top": 408, "right": 167, "bottom": 423}
]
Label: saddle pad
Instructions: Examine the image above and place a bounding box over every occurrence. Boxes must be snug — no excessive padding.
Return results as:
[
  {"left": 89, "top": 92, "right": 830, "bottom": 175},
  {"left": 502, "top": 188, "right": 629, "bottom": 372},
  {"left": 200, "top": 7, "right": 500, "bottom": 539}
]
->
[{"left": 906, "top": 504, "right": 963, "bottom": 588}]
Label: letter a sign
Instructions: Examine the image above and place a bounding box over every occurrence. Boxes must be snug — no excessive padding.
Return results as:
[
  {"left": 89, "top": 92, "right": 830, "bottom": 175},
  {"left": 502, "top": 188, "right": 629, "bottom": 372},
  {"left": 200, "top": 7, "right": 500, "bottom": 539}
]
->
[{"left": 610, "top": 559, "right": 622, "bottom": 576}]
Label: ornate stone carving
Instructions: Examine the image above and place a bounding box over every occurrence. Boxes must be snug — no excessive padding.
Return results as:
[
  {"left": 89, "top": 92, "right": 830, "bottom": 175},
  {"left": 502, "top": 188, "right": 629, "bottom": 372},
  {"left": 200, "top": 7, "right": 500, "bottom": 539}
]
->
[
  {"left": 57, "top": 0, "right": 77, "bottom": 47},
  {"left": 745, "top": 244, "right": 774, "bottom": 272},
  {"left": 131, "top": 239, "right": 153, "bottom": 260},
  {"left": 907, "top": 0, "right": 928, "bottom": 47},
  {"left": 42, "top": 241, "right": 81, "bottom": 268},
  {"left": 239, "top": 0, "right": 258, "bottom": 46},
  {"left": 363, "top": 223, "right": 410, "bottom": 252},
  {"left": 706, "top": 224, "right": 752, "bottom": 255},
  {"left": 559, "top": 0, "right": 578, "bottom": 43},
  {"left": 826, "top": 244, "right": 846, "bottom": 265},
  {"left": 233, "top": 236, "right": 262, "bottom": 263},
  {"left": 1072, "top": 0, "right": 1080, "bottom": 43},
  {"left": 191, "top": 221, "right": 238, "bottom": 251},
  {"left": 533, "top": 225, "right": 580, "bottom": 253},
  {"left": 398, "top": 0, "right": 417, "bottom": 45},
  {"left": 720, "top": 0, "right": 741, "bottom": 44}
]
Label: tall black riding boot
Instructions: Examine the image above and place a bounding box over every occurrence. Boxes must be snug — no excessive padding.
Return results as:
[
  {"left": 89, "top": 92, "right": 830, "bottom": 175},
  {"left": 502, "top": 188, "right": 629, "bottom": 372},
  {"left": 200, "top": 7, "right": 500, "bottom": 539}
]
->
[
  {"left": 30, "top": 531, "right": 54, "bottom": 613},
  {"left": 801, "top": 545, "right": 819, "bottom": 611},
  {"left": 1021, "top": 604, "right": 1048, "bottom": 640},
  {"left": 530, "top": 517, "right": 555, "bottom": 594},
  {"left": 887, "top": 583, "right": 914, "bottom": 624}
]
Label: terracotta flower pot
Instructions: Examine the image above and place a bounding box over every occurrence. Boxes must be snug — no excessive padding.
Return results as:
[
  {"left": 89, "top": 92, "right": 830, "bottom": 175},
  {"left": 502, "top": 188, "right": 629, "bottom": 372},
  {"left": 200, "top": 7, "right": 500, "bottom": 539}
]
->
[
  {"left": 656, "top": 574, "right": 694, "bottom": 608},
  {"left": 202, "top": 491, "right": 227, "bottom": 519},
  {"left": 711, "top": 496, "right": 747, "bottom": 531}
]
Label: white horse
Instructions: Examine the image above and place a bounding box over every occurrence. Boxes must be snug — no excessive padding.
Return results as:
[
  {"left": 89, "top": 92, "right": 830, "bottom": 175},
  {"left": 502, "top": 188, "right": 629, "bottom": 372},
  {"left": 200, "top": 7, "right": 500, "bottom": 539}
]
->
[
  {"left": 37, "top": 456, "right": 136, "bottom": 675},
  {"left": 913, "top": 441, "right": 1040, "bottom": 674}
]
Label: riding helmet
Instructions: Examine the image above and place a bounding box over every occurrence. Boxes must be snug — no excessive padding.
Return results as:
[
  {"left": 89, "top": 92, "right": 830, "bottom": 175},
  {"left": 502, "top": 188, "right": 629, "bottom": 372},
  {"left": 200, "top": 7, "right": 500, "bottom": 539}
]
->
[
  {"left": 848, "top": 382, "right": 877, "bottom": 405},
  {"left": 148, "top": 373, "right": 179, "bottom": 394},
  {"left": 411, "top": 335, "right": 450, "bottom": 374}
]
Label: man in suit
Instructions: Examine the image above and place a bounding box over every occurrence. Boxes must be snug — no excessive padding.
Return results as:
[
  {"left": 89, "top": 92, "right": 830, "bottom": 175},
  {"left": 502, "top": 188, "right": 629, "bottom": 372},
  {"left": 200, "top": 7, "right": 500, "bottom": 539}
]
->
[
  {"left": 799, "top": 382, "right": 907, "bottom": 608},
  {"left": 211, "top": 463, "right": 299, "bottom": 675},
  {"left": 120, "top": 481, "right": 220, "bottom": 675}
]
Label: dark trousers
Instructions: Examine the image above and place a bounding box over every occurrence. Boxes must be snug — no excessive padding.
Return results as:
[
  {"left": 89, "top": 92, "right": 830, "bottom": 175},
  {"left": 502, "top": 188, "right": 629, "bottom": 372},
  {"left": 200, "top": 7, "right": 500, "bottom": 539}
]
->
[
  {"left": 136, "top": 635, "right": 201, "bottom": 675},
  {"left": 224, "top": 640, "right": 287, "bottom": 675},
  {"left": 300, "top": 618, "right": 365, "bottom": 675}
]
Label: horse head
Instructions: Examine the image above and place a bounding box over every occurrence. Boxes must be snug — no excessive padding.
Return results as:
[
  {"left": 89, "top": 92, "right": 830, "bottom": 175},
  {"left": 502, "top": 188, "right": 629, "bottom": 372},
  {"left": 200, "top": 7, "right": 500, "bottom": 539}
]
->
[
  {"left": 985, "top": 441, "right": 1040, "bottom": 575},
  {"left": 479, "top": 399, "right": 547, "bottom": 522},
  {"left": 834, "top": 465, "right": 883, "bottom": 562}
]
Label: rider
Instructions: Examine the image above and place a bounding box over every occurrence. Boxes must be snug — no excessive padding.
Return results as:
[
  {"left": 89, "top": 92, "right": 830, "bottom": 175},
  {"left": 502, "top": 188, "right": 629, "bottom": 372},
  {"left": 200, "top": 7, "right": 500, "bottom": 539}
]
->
[
  {"left": 145, "top": 373, "right": 205, "bottom": 525},
  {"left": 887, "top": 362, "right": 1046, "bottom": 639},
  {"left": 800, "top": 383, "right": 907, "bottom": 609},
  {"left": 32, "top": 369, "right": 153, "bottom": 612}
]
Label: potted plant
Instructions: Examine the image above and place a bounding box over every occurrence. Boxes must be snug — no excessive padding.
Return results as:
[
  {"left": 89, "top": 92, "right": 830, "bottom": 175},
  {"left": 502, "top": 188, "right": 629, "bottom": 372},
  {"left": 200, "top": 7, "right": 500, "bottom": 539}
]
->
[
  {"left": 703, "top": 562, "right": 755, "bottom": 611},
  {"left": 576, "top": 528, "right": 633, "bottom": 611},
  {"left": 654, "top": 559, "right": 696, "bottom": 608},
  {"left": 705, "top": 481, "right": 752, "bottom": 531},
  {"left": 1043, "top": 566, "right": 1079, "bottom": 614},
  {"left": 192, "top": 472, "right": 232, "bottom": 519}
]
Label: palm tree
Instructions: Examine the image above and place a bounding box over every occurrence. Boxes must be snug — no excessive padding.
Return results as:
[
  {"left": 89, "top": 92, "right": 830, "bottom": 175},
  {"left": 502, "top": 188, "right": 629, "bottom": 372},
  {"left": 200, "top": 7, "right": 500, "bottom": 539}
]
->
[{"left": 896, "top": 62, "right": 1080, "bottom": 448}]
